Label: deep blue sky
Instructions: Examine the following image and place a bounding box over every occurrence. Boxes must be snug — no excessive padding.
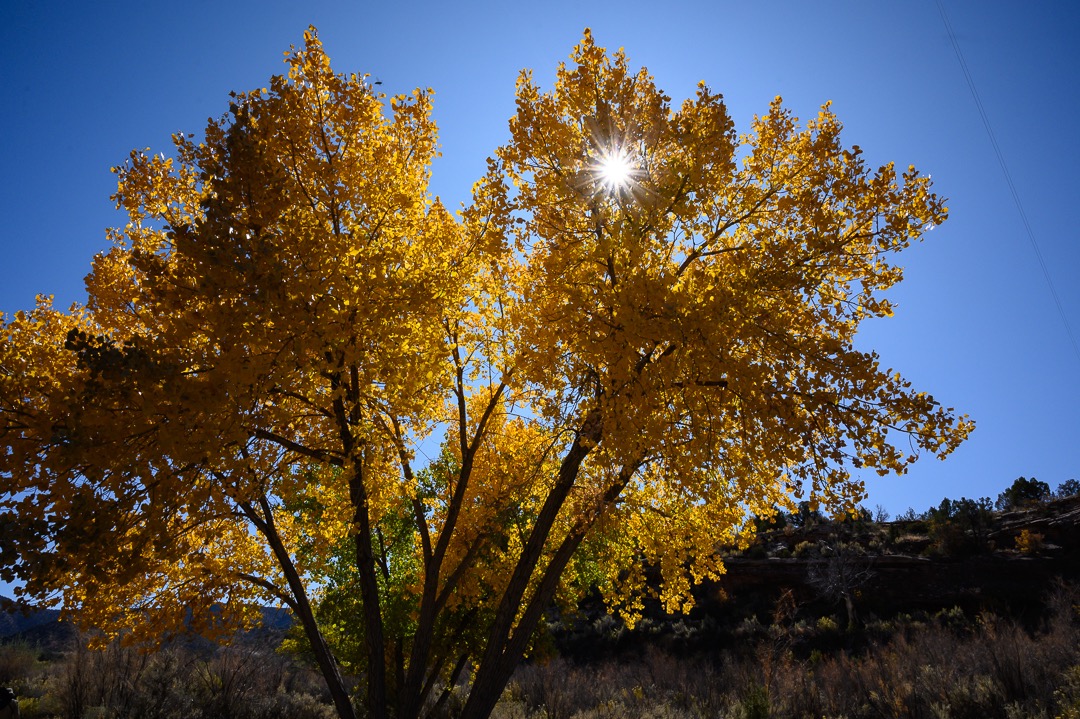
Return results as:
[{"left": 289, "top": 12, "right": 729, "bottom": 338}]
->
[{"left": 2, "top": 0, "right": 1078, "bottom": 518}]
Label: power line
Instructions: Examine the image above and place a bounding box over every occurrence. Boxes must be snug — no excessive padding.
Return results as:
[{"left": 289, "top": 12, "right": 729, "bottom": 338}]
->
[{"left": 936, "top": 0, "right": 1080, "bottom": 365}]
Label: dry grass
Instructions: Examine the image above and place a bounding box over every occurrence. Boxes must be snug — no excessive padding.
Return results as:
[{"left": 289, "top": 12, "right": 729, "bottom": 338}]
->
[
  {"left": 1, "top": 584, "right": 1078, "bottom": 718},
  {"left": 1, "top": 638, "right": 336, "bottom": 719},
  {"left": 493, "top": 584, "right": 1080, "bottom": 719}
]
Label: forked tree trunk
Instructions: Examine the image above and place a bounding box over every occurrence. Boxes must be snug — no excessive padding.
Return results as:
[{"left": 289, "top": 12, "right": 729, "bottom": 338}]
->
[{"left": 460, "top": 432, "right": 641, "bottom": 719}]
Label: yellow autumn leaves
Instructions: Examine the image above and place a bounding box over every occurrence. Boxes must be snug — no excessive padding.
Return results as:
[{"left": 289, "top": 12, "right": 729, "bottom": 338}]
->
[{"left": 0, "top": 27, "right": 970, "bottom": 715}]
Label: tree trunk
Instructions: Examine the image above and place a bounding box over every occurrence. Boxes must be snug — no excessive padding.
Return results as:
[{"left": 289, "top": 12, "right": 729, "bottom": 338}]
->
[
  {"left": 460, "top": 424, "right": 639, "bottom": 719},
  {"left": 350, "top": 470, "right": 390, "bottom": 719},
  {"left": 243, "top": 498, "right": 357, "bottom": 719}
]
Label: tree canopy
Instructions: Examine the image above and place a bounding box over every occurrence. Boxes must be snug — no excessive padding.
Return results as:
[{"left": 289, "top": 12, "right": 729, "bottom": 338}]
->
[
  {"left": 996, "top": 476, "right": 1052, "bottom": 511},
  {"left": 0, "top": 28, "right": 972, "bottom": 719}
]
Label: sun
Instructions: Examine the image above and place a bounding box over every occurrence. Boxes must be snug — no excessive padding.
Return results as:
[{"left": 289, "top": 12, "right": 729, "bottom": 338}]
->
[{"left": 594, "top": 146, "right": 638, "bottom": 194}]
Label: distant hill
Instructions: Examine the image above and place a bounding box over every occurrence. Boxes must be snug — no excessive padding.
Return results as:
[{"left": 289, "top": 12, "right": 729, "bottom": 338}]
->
[
  {"left": 0, "top": 599, "right": 292, "bottom": 651},
  {"left": 552, "top": 493, "right": 1080, "bottom": 660},
  {"left": 0, "top": 599, "right": 61, "bottom": 640},
  {"left": 711, "top": 493, "right": 1080, "bottom": 618}
]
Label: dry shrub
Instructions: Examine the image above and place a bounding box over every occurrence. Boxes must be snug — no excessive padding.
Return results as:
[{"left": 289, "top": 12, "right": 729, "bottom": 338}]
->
[
  {"left": 502, "top": 649, "right": 731, "bottom": 719},
  {"left": 768, "top": 597, "right": 1078, "bottom": 719},
  {"left": 0, "top": 641, "right": 39, "bottom": 683},
  {"left": 9, "top": 584, "right": 1078, "bottom": 718},
  {"left": 495, "top": 584, "right": 1080, "bottom": 719},
  {"left": 36, "top": 637, "right": 335, "bottom": 719},
  {"left": 42, "top": 636, "right": 154, "bottom": 719}
]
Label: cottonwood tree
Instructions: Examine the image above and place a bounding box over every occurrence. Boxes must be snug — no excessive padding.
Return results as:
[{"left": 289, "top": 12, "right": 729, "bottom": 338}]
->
[{"left": 0, "top": 28, "right": 972, "bottom": 719}]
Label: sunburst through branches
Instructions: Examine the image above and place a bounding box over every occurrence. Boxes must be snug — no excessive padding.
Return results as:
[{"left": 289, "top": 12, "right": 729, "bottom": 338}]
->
[{"left": 582, "top": 140, "right": 644, "bottom": 199}]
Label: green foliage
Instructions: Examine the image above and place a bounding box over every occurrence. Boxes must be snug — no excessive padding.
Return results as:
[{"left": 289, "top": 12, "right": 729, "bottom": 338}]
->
[
  {"left": 1057, "top": 479, "right": 1080, "bottom": 499},
  {"left": 925, "top": 496, "right": 994, "bottom": 555},
  {"left": 738, "top": 684, "right": 770, "bottom": 719},
  {"left": 1056, "top": 665, "right": 1080, "bottom": 719},
  {"left": 815, "top": 616, "right": 840, "bottom": 632},
  {"left": 996, "top": 477, "right": 1051, "bottom": 511},
  {"left": 752, "top": 510, "right": 787, "bottom": 533},
  {"left": 788, "top": 501, "right": 824, "bottom": 530},
  {"left": 896, "top": 507, "right": 921, "bottom": 521}
]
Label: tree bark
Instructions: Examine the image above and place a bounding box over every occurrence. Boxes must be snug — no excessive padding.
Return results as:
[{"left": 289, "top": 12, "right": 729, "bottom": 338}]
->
[
  {"left": 350, "top": 467, "right": 390, "bottom": 719},
  {"left": 459, "top": 412, "right": 605, "bottom": 719},
  {"left": 464, "top": 460, "right": 639, "bottom": 719},
  {"left": 241, "top": 498, "right": 357, "bottom": 719},
  {"left": 398, "top": 382, "right": 505, "bottom": 719}
]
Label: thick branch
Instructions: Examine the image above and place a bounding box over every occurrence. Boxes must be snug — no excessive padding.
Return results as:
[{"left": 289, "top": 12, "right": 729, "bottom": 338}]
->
[
  {"left": 675, "top": 186, "right": 779, "bottom": 276},
  {"left": 399, "top": 380, "right": 507, "bottom": 719},
  {"left": 234, "top": 572, "right": 296, "bottom": 611},
  {"left": 253, "top": 428, "right": 340, "bottom": 466},
  {"left": 460, "top": 410, "right": 603, "bottom": 718},
  {"left": 332, "top": 391, "right": 389, "bottom": 719},
  {"left": 237, "top": 497, "right": 355, "bottom": 719},
  {"left": 462, "top": 457, "right": 640, "bottom": 719},
  {"left": 384, "top": 414, "right": 432, "bottom": 567}
]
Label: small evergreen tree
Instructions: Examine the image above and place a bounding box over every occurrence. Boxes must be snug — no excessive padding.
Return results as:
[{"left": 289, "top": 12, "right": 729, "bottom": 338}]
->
[
  {"left": 996, "top": 477, "right": 1051, "bottom": 511},
  {"left": 1056, "top": 479, "right": 1080, "bottom": 499}
]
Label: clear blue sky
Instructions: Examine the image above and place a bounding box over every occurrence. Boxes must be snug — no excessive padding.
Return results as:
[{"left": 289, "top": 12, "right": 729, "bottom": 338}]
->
[{"left": 2, "top": 0, "right": 1078, "bottom": 519}]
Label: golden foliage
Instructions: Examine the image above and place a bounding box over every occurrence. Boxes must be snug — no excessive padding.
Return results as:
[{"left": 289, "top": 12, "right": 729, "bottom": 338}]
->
[
  {"left": 0, "top": 26, "right": 972, "bottom": 718},
  {"left": 1016, "top": 529, "right": 1045, "bottom": 555}
]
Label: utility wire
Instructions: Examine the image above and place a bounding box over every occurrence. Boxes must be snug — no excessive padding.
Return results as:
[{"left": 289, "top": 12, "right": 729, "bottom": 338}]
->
[{"left": 936, "top": 0, "right": 1080, "bottom": 365}]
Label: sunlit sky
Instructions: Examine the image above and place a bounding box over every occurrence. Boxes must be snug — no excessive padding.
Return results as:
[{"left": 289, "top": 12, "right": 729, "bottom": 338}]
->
[{"left": 2, "top": 1, "right": 1078, "bottom": 521}]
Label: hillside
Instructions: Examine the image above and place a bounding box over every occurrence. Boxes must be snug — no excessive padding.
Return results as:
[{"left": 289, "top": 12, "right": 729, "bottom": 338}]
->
[{"left": 551, "top": 493, "right": 1080, "bottom": 660}]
